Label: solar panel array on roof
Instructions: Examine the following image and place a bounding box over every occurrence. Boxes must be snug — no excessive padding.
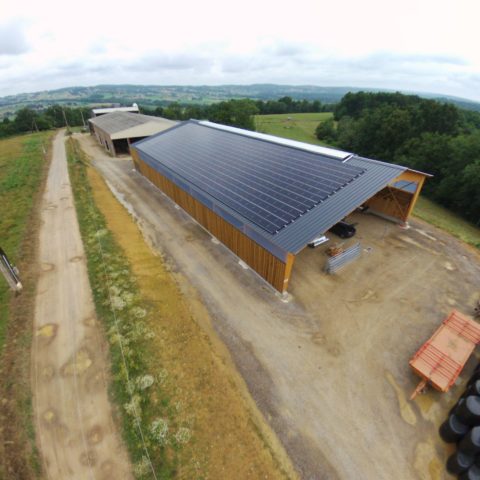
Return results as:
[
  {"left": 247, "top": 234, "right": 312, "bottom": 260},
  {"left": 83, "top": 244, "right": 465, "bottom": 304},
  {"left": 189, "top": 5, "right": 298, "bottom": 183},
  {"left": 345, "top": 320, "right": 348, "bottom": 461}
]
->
[{"left": 136, "top": 122, "right": 365, "bottom": 234}]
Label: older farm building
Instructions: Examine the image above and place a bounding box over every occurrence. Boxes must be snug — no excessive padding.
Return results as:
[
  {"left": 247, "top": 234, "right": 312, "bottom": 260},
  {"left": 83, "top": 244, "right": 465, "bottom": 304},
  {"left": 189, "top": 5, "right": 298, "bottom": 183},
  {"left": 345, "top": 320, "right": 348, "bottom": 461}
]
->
[
  {"left": 91, "top": 103, "right": 139, "bottom": 117},
  {"left": 89, "top": 111, "right": 176, "bottom": 156},
  {"left": 131, "top": 120, "right": 429, "bottom": 292}
]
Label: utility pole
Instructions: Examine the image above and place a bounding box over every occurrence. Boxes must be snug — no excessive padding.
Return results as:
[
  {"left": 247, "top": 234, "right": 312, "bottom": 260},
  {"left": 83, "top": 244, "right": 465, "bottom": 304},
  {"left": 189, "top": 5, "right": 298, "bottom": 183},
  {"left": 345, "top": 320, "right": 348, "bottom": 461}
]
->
[
  {"left": 33, "top": 117, "right": 46, "bottom": 155},
  {"left": 62, "top": 108, "right": 69, "bottom": 129},
  {"left": 80, "top": 109, "right": 86, "bottom": 128}
]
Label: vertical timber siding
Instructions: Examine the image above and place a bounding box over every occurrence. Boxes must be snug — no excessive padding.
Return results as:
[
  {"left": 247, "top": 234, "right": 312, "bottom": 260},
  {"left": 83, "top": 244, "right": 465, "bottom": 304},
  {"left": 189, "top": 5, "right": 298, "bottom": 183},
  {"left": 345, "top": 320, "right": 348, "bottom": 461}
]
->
[
  {"left": 366, "top": 170, "right": 427, "bottom": 223},
  {"left": 131, "top": 150, "right": 293, "bottom": 292},
  {"left": 396, "top": 170, "right": 426, "bottom": 220},
  {"left": 366, "top": 187, "right": 413, "bottom": 221}
]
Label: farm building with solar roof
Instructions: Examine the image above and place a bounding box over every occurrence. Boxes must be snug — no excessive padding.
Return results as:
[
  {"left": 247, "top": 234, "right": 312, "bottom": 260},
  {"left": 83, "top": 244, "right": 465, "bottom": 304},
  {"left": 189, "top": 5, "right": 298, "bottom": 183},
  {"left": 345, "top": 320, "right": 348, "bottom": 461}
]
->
[{"left": 131, "top": 120, "right": 429, "bottom": 292}]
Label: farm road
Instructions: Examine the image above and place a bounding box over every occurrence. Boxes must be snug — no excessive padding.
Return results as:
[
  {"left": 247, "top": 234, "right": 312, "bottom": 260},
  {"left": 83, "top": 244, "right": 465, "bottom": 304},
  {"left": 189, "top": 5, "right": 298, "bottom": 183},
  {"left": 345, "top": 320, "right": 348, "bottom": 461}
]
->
[{"left": 32, "top": 131, "right": 132, "bottom": 479}]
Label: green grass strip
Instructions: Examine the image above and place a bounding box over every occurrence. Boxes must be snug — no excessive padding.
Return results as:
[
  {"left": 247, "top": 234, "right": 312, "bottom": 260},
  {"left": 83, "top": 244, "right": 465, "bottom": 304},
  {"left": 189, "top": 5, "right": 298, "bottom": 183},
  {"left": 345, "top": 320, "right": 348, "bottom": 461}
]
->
[
  {"left": 66, "top": 139, "right": 184, "bottom": 479},
  {"left": 414, "top": 196, "right": 480, "bottom": 249},
  {"left": 0, "top": 132, "right": 51, "bottom": 350}
]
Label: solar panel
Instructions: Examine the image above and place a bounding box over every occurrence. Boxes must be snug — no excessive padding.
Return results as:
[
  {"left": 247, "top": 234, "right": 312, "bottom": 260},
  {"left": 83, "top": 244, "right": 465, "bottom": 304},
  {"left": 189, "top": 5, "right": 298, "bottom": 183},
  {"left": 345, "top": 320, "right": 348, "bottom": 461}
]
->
[{"left": 137, "top": 122, "right": 365, "bottom": 234}]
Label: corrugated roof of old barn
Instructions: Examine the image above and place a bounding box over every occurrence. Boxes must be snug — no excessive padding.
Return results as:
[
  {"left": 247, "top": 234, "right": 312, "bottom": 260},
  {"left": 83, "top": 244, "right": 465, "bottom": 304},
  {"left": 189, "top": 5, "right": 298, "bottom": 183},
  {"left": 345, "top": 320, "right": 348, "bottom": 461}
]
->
[
  {"left": 89, "top": 111, "right": 175, "bottom": 135},
  {"left": 132, "top": 120, "right": 406, "bottom": 259}
]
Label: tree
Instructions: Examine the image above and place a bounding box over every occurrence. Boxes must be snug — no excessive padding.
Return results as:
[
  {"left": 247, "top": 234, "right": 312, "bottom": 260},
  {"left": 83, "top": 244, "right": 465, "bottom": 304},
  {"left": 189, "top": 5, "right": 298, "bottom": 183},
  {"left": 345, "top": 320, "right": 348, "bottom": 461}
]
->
[
  {"left": 336, "top": 117, "right": 359, "bottom": 152},
  {"left": 315, "top": 118, "right": 336, "bottom": 143},
  {"left": 312, "top": 100, "right": 322, "bottom": 112},
  {"left": 163, "top": 102, "right": 183, "bottom": 120},
  {"left": 455, "top": 160, "right": 480, "bottom": 224},
  {"left": 209, "top": 99, "right": 258, "bottom": 130},
  {"left": 417, "top": 101, "right": 459, "bottom": 136},
  {"left": 36, "top": 115, "right": 53, "bottom": 130},
  {"left": 395, "top": 132, "right": 452, "bottom": 180},
  {"left": 14, "top": 108, "right": 38, "bottom": 132}
]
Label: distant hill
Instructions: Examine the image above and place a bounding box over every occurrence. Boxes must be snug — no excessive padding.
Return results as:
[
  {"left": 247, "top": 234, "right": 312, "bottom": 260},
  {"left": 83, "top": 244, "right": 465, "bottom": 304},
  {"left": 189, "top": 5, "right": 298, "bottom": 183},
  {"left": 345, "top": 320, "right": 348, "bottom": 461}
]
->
[{"left": 1, "top": 84, "right": 479, "bottom": 116}]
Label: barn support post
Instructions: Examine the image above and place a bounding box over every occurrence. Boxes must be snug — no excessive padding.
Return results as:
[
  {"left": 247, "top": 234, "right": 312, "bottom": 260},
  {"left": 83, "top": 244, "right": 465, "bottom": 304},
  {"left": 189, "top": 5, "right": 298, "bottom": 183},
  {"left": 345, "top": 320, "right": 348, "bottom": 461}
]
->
[
  {"left": 282, "top": 253, "right": 296, "bottom": 293},
  {"left": 403, "top": 175, "right": 426, "bottom": 221}
]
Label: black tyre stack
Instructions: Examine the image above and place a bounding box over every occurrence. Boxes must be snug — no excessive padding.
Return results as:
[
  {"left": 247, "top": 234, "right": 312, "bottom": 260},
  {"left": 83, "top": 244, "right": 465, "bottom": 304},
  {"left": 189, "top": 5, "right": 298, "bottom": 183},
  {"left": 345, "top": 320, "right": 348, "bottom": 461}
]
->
[{"left": 441, "top": 365, "right": 480, "bottom": 478}]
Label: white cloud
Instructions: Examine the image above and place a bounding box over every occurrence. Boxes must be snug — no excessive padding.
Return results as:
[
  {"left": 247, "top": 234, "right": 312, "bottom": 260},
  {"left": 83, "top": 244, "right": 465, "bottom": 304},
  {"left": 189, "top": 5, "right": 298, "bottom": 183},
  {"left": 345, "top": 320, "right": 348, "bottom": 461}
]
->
[
  {"left": 0, "top": 0, "right": 479, "bottom": 101},
  {"left": 0, "top": 19, "right": 29, "bottom": 55}
]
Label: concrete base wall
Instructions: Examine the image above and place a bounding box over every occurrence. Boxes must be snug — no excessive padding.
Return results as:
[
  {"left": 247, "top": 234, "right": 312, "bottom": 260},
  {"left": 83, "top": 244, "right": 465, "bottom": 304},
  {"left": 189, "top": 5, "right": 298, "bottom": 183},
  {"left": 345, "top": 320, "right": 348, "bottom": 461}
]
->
[{"left": 92, "top": 126, "right": 116, "bottom": 156}]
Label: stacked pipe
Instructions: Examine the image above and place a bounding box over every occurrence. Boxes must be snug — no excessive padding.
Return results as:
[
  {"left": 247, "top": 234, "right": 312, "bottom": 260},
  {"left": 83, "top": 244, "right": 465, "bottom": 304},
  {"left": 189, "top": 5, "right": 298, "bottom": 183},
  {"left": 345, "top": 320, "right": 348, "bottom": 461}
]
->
[{"left": 440, "top": 365, "right": 480, "bottom": 478}]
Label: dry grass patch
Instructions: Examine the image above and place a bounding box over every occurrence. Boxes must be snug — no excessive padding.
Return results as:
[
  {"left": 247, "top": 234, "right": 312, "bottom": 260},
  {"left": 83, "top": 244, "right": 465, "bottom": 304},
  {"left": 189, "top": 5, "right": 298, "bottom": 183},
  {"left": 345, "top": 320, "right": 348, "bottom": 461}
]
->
[{"left": 70, "top": 139, "right": 294, "bottom": 479}]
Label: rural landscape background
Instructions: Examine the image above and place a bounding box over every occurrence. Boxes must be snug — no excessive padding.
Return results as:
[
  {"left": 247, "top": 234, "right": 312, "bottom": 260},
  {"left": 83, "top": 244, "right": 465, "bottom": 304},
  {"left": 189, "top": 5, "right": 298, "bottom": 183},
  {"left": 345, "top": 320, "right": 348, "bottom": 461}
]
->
[
  {"left": 2, "top": 0, "right": 480, "bottom": 478},
  {"left": 2, "top": 85, "right": 479, "bottom": 233}
]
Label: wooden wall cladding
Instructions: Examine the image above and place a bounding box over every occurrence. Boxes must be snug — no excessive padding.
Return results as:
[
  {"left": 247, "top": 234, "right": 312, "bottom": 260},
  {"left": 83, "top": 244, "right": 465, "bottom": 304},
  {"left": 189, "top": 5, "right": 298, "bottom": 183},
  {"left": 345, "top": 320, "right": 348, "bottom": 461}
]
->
[
  {"left": 366, "top": 169, "right": 427, "bottom": 222},
  {"left": 366, "top": 186, "right": 413, "bottom": 221},
  {"left": 131, "top": 150, "right": 293, "bottom": 292}
]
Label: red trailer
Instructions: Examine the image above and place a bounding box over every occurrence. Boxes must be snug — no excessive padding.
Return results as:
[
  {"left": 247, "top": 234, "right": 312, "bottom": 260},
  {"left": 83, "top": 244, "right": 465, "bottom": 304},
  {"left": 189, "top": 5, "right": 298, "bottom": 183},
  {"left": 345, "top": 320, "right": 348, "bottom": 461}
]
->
[{"left": 409, "top": 310, "right": 480, "bottom": 399}]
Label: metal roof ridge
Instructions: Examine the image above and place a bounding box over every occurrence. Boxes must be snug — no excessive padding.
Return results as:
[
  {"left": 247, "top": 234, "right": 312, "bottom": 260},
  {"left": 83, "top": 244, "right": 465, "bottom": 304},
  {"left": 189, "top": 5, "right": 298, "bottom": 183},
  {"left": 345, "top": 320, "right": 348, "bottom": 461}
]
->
[
  {"left": 195, "top": 120, "right": 352, "bottom": 161},
  {"left": 349, "top": 155, "right": 432, "bottom": 177},
  {"left": 348, "top": 154, "right": 405, "bottom": 171},
  {"left": 89, "top": 111, "right": 174, "bottom": 132}
]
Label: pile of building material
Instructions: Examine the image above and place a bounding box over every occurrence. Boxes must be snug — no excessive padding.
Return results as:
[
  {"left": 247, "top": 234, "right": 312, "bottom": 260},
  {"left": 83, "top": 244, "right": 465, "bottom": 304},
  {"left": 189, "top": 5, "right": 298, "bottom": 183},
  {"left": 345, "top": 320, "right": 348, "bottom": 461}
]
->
[
  {"left": 325, "top": 242, "right": 361, "bottom": 274},
  {"left": 326, "top": 243, "right": 344, "bottom": 257}
]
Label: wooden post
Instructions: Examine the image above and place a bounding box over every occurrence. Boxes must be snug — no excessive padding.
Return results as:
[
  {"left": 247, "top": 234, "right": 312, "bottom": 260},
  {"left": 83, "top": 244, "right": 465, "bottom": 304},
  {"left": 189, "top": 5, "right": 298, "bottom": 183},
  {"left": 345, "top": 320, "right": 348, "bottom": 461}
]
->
[
  {"left": 281, "top": 253, "right": 296, "bottom": 292},
  {"left": 404, "top": 175, "right": 426, "bottom": 221}
]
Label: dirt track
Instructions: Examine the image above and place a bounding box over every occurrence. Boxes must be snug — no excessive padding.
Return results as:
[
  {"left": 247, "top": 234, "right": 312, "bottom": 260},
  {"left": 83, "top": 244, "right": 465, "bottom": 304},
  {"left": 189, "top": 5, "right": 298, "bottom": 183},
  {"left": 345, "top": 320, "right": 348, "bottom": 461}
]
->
[
  {"left": 32, "top": 132, "right": 132, "bottom": 479},
  {"left": 79, "top": 134, "right": 480, "bottom": 479}
]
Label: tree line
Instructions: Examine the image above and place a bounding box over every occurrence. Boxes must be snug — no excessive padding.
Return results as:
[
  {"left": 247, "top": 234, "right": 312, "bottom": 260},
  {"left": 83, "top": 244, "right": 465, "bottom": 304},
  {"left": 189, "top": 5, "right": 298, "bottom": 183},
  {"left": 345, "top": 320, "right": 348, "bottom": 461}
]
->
[
  {"left": 142, "top": 99, "right": 259, "bottom": 130},
  {"left": 141, "top": 97, "right": 331, "bottom": 130},
  {"left": 4, "top": 94, "right": 478, "bottom": 226},
  {"left": 315, "top": 92, "right": 480, "bottom": 225},
  {"left": 0, "top": 105, "right": 90, "bottom": 138},
  {"left": 1, "top": 97, "right": 330, "bottom": 138}
]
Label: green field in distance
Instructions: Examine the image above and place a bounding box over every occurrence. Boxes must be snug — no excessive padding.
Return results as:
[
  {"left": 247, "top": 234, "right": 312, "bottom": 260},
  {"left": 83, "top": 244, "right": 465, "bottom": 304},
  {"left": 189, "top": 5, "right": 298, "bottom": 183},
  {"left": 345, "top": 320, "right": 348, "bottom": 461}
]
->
[{"left": 254, "top": 112, "right": 333, "bottom": 146}]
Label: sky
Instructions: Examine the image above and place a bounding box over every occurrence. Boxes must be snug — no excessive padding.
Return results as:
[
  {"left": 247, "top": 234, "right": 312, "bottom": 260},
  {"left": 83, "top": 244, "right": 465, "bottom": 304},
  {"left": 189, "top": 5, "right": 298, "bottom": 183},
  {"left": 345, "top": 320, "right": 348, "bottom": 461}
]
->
[{"left": 1, "top": 0, "right": 480, "bottom": 101}]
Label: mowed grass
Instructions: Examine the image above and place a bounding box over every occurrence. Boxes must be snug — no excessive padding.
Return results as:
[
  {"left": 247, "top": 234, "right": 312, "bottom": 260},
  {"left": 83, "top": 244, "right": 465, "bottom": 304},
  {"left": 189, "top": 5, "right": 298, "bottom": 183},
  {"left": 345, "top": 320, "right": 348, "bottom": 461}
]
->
[
  {"left": 255, "top": 112, "right": 333, "bottom": 146},
  {"left": 414, "top": 196, "right": 480, "bottom": 248},
  {"left": 0, "top": 132, "right": 52, "bottom": 350}
]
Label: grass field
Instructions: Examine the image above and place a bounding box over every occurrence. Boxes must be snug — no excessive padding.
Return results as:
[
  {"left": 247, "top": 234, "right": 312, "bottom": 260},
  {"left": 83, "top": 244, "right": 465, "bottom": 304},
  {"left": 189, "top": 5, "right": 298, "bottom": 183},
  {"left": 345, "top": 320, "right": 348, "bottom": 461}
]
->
[
  {"left": 0, "top": 132, "right": 52, "bottom": 350},
  {"left": 414, "top": 197, "right": 480, "bottom": 248},
  {"left": 255, "top": 112, "right": 333, "bottom": 145},
  {"left": 0, "top": 131, "right": 53, "bottom": 478}
]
